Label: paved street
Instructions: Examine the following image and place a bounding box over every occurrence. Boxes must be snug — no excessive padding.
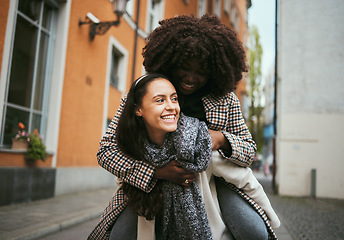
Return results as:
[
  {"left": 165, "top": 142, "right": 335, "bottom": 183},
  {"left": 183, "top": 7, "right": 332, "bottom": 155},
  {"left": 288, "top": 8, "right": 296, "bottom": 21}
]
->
[
  {"left": 257, "top": 173, "right": 344, "bottom": 240},
  {"left": 37, "top": 218, "right": 99, "bottom": 240},
  {"left": 1, "top": 172, "right": 343, "bottom": 240}
]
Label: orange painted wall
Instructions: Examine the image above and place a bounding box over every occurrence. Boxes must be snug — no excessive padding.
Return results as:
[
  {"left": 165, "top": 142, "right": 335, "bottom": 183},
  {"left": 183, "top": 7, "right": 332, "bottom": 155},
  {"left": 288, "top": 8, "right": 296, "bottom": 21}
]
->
[
  {"left": 57, "top": 0, "right": 132, "bottom": 166},
  {"left": 56, "top": 0, "right": 152, "bottom": 167},
  {"left": 0, "top": 0, "right": 10, "bottom": 81},
  {"left": 164, "top": 1, "right": 198, "bottom": 17}
]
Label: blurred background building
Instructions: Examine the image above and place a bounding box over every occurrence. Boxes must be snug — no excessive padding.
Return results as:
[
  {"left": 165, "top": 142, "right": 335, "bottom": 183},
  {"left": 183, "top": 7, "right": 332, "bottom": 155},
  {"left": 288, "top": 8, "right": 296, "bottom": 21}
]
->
[
  {"left": 0, "top": 0, "right": 251, "bottom": 206},
  {"left": 262, "top": 66, "right": 275, "bottom": 176},
  {"left": 275, "top": 0, "right": 344, "bottom": 199}
]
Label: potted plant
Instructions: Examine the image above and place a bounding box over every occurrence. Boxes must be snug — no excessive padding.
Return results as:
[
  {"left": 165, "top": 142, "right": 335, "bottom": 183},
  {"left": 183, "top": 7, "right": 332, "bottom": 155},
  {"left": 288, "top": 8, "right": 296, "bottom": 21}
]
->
[
  {"left": 12, "top": 122, "right": 30, "bottom": 150},
  {"left": 12, "top": 122, "right": 47, "bottom": 162},
  {"left": 26, "top": 129, "right": 47, "bottom": 162}
]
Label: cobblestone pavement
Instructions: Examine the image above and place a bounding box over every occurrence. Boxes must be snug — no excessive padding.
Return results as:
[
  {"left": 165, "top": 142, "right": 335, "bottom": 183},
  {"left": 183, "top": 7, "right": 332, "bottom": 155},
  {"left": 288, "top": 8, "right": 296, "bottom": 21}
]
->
[{"left": 256, "top": 173, "right": 344, "bottom": 240}]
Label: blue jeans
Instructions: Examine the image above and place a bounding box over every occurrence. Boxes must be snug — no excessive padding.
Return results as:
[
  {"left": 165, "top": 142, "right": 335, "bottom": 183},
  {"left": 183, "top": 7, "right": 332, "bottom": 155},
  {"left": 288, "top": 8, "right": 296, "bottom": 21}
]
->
[
  {"left": 111, "top": 179, "right": 268, "bottom": 240},
  {"left": 215, "top": 176, "right": 268, "bottom": 240},
  {"left": 109, "top": 207, "right": 164, "bottom": 240},
  {"left": 110, "top": 207, "right": 137, "bottom": 240}
]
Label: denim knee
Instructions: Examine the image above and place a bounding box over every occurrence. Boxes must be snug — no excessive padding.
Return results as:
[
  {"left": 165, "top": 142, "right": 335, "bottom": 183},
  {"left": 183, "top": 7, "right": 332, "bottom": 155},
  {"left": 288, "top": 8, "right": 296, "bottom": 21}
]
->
[
  {"left": 110, "top": 207, "right": 137, "bottom": 240},
  {"left": 215, "top": 177, "right": 269, "bottom": 240}
]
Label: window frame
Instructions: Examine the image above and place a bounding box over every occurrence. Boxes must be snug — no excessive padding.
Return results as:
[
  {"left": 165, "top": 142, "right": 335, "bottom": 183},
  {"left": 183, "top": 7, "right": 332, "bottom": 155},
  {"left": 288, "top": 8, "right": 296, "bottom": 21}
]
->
[
  {"left": 230, "top": 2, "right": 239, "bottom": 32},
  {"left": 224, "top": 0, "right": 230, "bottom": 15},
  {"left": 214, "top": 0, "right": 221, "bottom": 17},
  {"left": 198, "top": 0, "right": 207, "bottom": 18},
  {"left": 0, "top": 0, "right": 58, "bottom": 147},
  {"left": 101, "top": 36, "right": 129, "bottom": 133},
  {"left": 146, "top": 0, "right": 165, "bottom": 33},
  {"left": 108, "top": 37, "right": 128, "bottom": 93}
]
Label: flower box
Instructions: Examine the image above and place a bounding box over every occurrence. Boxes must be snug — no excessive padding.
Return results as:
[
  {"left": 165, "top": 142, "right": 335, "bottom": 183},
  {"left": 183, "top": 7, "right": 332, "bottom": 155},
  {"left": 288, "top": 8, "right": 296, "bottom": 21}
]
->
[
  {"left": 11, "top": 139, "right": 29, "bottom": 151},
  {"left": 11, "top": 122, "right": 47, "bottom": 161}
]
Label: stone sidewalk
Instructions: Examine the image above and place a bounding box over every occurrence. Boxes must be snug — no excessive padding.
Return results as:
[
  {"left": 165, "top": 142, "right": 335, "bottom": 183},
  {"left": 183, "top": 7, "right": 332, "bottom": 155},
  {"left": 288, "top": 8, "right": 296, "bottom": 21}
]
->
[
  {"left": 0, "top": 188, "right": 114, "bottom": 240},
  {"left": 1, "top": 173, "right": 343, "bottom": 240}
]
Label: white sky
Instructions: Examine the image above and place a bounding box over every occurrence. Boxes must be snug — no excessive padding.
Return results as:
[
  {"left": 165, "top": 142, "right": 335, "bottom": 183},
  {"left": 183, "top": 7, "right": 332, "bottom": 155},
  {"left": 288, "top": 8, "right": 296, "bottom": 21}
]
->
[{"left": 248, "top": 0, "right": 276, "bottom": 78}]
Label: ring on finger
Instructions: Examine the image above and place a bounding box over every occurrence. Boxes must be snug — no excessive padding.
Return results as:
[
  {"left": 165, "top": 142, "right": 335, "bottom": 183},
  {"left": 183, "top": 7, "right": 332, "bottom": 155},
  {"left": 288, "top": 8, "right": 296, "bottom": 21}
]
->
[{"left": 185, "top": 179, "right": 190, "bottom": 184}]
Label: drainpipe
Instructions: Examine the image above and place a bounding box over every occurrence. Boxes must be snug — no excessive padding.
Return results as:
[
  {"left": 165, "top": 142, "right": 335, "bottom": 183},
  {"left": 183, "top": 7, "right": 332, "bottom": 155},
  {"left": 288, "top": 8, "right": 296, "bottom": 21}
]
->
[{"left": 272, "top": 0, "right": 278, "bottom": 194}]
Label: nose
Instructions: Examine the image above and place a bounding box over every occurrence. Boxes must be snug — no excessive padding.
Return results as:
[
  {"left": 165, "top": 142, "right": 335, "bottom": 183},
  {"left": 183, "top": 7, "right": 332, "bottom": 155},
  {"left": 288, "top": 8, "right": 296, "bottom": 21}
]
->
[
  {"left": 184, "top": 73, "right": 196, "bottom": 82},
  {"left": 165, "top": 99, "right": 176, "bottom": 110}
]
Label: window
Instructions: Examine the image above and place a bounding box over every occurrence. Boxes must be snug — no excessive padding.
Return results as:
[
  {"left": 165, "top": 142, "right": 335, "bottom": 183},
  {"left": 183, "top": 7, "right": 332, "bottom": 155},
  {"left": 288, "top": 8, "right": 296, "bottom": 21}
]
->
[
  {"left": 108, "top": 36, "right": 128, "bottom": 93},
  {"left": 102, "top": 36, "right": 128, "bottom": 132},
  {"left": 198, "top": 0, "right": 206, "bottom": 17},
  {"left": 110, "top": 48, "right": 121, "bottom": 88},
  {"left": 215, "top": 0, "right": 221, "bottom": 17},
  {"left": 224, "top": 0, "right": 230, "bottom": 15},
  {"left": 147, "top": 0, "right": 164, "bottom": 32},
  {"left": 230, "top": 2, "right": 239, "bottom": 32},
  {"left": 1, "top": 0, "right": 57, "bottom": 147}
]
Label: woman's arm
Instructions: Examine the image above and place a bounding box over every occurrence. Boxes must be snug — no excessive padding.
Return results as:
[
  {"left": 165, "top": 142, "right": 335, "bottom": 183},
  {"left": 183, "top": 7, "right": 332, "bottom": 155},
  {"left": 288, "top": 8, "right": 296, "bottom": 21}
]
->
[
  {"left": 97, "top": 96, "right": 193, "bottom": 192},
  {"left": 154, "top": 160, "right": 196, "bottom": 186},
  {"left": 211, "top": 151, "right": 280, "bottom": 228},
  {"left": 206, "top": 92, "right": 257, "bottom": 167}
]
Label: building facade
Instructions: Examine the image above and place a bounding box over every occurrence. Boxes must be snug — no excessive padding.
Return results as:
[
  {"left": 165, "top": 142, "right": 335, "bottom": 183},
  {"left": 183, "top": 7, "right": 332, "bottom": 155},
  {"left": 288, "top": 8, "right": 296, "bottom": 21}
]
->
[
  {"left": 0, "top": 0, "right": 251, "bottom": 205},
  {"left": 276, "top": 0, "right": 344, "bottom": 199}
]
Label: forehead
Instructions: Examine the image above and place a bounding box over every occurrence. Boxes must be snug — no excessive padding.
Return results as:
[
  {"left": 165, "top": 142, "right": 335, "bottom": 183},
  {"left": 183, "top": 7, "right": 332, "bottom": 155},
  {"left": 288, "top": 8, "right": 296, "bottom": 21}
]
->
[{"left": 145, "top": 78, "right": 175, "bottom": 95}]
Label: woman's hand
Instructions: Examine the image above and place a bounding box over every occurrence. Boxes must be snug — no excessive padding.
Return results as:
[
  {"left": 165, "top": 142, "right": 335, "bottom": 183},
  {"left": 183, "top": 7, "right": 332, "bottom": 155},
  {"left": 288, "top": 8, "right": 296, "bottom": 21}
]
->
[
  {"left": 209, "top": 129, "right": 231, "bottom": 151},
  {"left": 154, "top": 160, "right": 195, "bottom": 187}
]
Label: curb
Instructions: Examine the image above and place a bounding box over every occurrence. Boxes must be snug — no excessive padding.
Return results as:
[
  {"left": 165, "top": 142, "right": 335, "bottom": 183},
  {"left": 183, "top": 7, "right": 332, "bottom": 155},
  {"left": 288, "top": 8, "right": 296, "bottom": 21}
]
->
[{"left": 1, "top": 209, "right": 102, "bottom": 240}]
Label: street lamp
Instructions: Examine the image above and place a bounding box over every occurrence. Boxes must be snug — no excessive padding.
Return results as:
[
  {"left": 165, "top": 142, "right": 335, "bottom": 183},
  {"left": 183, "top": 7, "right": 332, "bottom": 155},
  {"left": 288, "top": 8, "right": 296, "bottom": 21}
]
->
[
  {"left": 111, "top": 0, "right": 128, "bottom": 16},
  {"left": 79, "top": 0, "right": 128, "bottom": 41}
]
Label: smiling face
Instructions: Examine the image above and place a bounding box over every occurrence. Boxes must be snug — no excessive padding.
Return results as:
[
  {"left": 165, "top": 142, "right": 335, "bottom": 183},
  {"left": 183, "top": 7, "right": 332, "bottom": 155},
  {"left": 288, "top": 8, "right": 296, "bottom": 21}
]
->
[
  {"left": 136, "top": 78, "right": 180, "bottom": 145},
  {"left": 172, "top": 58, "right": 209, "bottom": 95}
]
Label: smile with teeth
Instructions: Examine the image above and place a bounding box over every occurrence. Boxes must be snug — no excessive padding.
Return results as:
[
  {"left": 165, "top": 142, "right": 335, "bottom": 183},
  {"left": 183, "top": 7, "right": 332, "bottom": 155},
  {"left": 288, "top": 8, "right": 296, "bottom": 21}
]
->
[
  {"left": 161, "top": 115, "right": 176, "bottom": 121},
  {"left": 181, "top": 80, "right": 196, "bottom": 89}
]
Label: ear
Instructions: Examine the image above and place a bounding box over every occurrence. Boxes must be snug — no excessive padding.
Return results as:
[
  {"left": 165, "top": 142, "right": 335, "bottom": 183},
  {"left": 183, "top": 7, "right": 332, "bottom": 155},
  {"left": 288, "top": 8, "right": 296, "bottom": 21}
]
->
[{"left": 135, "top": 108, "right": 142, "bottom": 116}]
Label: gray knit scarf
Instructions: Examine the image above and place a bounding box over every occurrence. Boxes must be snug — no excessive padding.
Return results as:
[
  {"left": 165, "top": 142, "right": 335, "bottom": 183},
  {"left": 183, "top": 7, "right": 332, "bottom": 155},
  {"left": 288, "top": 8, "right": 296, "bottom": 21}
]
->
[{"left": 144, "top": 114, "right": 213, "bottom": 240}]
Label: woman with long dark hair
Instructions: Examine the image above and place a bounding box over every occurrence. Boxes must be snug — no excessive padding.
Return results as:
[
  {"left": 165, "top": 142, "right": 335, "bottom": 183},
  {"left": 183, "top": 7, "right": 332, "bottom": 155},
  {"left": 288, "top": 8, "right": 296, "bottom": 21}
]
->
[
  {"left": 89, "top": 73, "right": 280, "bottom": 240},
  {"left": 92, "top": 73, "right": 212, "bottom": 239}
]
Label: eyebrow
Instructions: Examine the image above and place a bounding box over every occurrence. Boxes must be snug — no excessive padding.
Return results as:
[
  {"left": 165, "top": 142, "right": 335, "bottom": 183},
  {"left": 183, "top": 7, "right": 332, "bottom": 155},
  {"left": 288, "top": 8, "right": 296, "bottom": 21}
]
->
[{"left": 152, "top": 92, "right": 177, "bottom": 98}]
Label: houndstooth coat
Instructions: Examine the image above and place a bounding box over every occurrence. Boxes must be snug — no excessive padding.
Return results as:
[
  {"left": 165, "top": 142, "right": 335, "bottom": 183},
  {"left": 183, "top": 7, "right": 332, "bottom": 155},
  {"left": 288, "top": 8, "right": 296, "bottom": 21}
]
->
[{"left": 88, "top": 92, "right": 277, "bottom": 240}]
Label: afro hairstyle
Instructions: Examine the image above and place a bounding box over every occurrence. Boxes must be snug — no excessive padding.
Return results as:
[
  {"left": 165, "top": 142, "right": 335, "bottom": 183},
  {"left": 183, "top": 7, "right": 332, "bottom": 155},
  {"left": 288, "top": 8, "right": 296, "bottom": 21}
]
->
[{"left": 142, "top": 14, "right": 248, "bottom": 97}]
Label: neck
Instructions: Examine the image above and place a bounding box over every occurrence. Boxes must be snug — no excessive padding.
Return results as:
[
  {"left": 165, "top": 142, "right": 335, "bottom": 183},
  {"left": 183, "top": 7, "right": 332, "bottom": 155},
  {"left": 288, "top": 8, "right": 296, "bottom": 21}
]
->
[{"left": 148, "top": 132, "right": 166, "bottom": 147}]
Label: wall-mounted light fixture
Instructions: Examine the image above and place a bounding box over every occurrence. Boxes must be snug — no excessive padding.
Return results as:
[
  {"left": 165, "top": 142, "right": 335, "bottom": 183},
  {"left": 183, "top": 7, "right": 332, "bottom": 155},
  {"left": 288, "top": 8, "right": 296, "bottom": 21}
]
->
[{"left": 79, "top": 0, "right": 128, "bottom": 41}]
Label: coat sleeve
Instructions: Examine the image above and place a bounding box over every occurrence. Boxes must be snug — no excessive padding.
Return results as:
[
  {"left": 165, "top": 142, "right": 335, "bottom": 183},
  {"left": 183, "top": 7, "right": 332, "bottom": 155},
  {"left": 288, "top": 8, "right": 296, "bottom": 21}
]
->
[
  {"left": 207, "top": 92, "right": 257, "bottom": 167},
  {"left": 96, "top": 95, "right": 157, "bottom": 193},
  {"left": 212, "top": 151, "right": 280, "bottom": 228}
]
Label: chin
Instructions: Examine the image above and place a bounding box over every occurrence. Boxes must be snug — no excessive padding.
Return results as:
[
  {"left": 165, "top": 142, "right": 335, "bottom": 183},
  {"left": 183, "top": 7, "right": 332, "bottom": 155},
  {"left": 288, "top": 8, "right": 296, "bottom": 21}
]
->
[
  {"left": 165, "top": 125, "right": 178, "bottom": 133},
  {"left": 180, "top": 89, "right": 193, "bottom": 95},
  {"left": 180, "top": 87, "right": 198, "bottom": 95}
]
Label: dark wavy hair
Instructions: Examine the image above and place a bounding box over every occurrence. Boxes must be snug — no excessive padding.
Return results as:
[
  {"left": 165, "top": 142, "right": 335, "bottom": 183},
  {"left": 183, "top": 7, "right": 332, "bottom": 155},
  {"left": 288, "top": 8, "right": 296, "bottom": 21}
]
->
[
  {"left": 142, "top": 14, "right": 248, "bottom": 97},
  {"left": 116, "top": 73, "right": 169, "bottom": 220}
]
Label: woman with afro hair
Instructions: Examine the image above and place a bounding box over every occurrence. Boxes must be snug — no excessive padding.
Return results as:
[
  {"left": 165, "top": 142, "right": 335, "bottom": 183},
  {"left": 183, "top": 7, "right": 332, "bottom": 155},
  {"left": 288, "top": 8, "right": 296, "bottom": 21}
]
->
[{"left": 90, "top": 15, "right": 278, "bottom": 240}]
